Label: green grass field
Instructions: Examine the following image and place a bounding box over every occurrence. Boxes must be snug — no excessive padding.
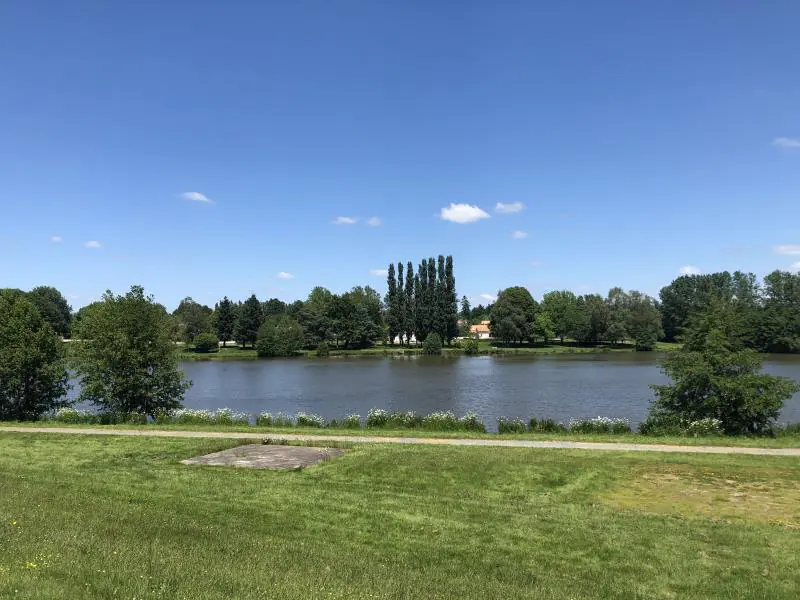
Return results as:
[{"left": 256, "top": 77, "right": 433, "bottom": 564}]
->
[
  {"left": 1, "top": 433, "right": 798, "bottom": 599},
  {"left": 179, "top": 340, "right": 682, "bottom": 361}
]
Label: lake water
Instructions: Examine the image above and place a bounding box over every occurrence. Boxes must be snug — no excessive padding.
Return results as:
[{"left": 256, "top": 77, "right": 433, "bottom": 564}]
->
[{"left": 169, "top": 353, "right": 800, "bottom": 429}]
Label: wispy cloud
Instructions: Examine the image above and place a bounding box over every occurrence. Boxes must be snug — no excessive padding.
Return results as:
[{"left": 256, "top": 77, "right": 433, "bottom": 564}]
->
[
  {"left": 791, "top": 262, "right": 800, "bottom": 272},
  {"left": 772, "top": 137, "right": 800, "bottom": 149},
  {"left": 366, "top": 216, "right": 382, "bottom": 227},
  {"left": 774, "top": 244, "right": 800, "bottom": 255},
  {"left": 495, "top": 202, "right": 524, "bottom": 214},
  {"left": 181, "top": 191, "right": 214, "bottom": 204},
  {"left": 440, "top": 203, "right": 490, "bottom": 224},
  {"left": 369, "top": 268, "right": 388, "bottom": 277},
  {"left": 479, "top": 293, "right": 497, "bottom": 303},
  {"left": 334, "top": 216, "right": 358, "bottom": 225},
  {"left": 277, "top": 272, "right": 295, "bottom": 280},
  {"left": 511, "top": 230, "right": 528, "bottom": 239},
  {"left": 84, "top": 240, "right": 102, "bottom": 249},
  {"left": 51, "top": 235, "right": 62, "bottom": 243},
  {"left": 531, "top": 260, "right": 543, "bottom": 267},
  {"left": 679, "top": 265, "right": 702, "bottom": 275}
]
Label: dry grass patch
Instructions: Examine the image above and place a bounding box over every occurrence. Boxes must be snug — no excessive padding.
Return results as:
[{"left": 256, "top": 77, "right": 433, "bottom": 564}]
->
[{"left": 603, "top": 464, "right": 800, "bottom": 529}]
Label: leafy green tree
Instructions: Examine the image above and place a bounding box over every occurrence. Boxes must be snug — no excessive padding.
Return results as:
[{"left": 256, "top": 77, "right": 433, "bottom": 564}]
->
[
  {"left": 605, "top": 287, "right": 629, "bottom": 345},
  {"left": 541, "top": 290, "right": 580, "bottom": 343},
  {"left": 460, "top": 296, "right": 471, "bottom": 321},
  {"left": 758, "top": 270, "right": 800, "bottom": 353},
  {"left": 445, "top": 256, "right": 459, "bottom": 343},
  {"left": 214, "top": 297, "right": 235, "bottom": 347},
  {"left": 0, "top": 291, "right": 70, "bottom": 420},
  {"left": 234, "top": 294, "right": 262, "bottom": 348},
  {"left": 422, "top": 332, "right": 443, "bottom": 355},
  {"left": 404, "top": 262, "right": 415, "bottom": 344},
  {"left": 396, "top": 262, "right": 405, "bottom": 345},
  {"left": 386, "top": 263, "right": 400, "bottom": 344},
  {"left": 256, "top": 316, "right": 305, "bottom": 357},
  {"left": 649, "top": 306, "right": 800, "bottom": 435},
  {"left": 71, "top": 286, "right": 190, "bottom": 416},
  {"left": 262, "top": 298, "right": 288, "bottom": 318},
  {"left": 625, "top": 291, "right": 663, "bottom": 351},
  {"left": 193, "top": 332, "right": 219, "bottom": 353},
  {"left": 583, "top": 294, "right": 609, "bottom": 343},
  {"left": 533, "top": 312, "right": 555, "bottom": 343},
  {"left": 173, "top": 297, "right": 212, "bottom": 343},
  {"left": 568, "top": 296, "right": 592, "bottom": 343},
  {"left": 28, "top": 286, "right": 72, "bottom": 338},
  {"left": 489, "top": 286, "right": 537, "bottom": 344}
]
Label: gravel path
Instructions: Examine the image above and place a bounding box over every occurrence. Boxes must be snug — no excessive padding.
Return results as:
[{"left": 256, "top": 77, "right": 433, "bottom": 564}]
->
[{"left": 2, "top": 426, "right": 799, "bottom": 456}]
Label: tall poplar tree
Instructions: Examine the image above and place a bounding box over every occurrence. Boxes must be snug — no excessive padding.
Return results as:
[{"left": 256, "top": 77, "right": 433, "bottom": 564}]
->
[
  {"left": 386, "top": 263, "right": 399, "bottom": 344},
  {"left": 445, "top": 255, "right": 459, "bottom": 342},
  {"left": 396, "top": 262, "right": 405, "bottom": 345},
  {"left": 215, "top": 296, "right": 235, "bottom": 347},
  {"left": 405, "top": 262, "right": 415, "bottom": 343}
]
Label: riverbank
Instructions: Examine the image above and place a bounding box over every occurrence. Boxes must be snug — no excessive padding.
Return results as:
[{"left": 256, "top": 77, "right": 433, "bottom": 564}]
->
[
  {"left": 1, "top": 433, "right": 798, "bottom": 599},
  {"left": 4, "top": 422, "right": 800, "bottom": 448},
  {"left": 179, "top": 340, "right": 681, "bottom": 361}
]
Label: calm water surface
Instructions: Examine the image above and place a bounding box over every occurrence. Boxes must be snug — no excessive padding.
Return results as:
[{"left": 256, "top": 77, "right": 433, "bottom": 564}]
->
[{"left": 175, "top": 353, "right": 800, "bottom": 428}]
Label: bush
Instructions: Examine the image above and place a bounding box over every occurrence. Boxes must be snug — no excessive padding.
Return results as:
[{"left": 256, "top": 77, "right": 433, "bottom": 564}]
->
[
  {"left": 686, "top": 418, "right": 723, "bottom": 436},
  {"left": 422, "top": 411, "right": 459, "bottom": 431},
  {"left": 53, "top": 407, "right": 95, "bottom": 424},
  {"left": 256, "top": 412, "right": 294, "bottom": 427},
  {"left": 528, "top": 417, "right": 567, "bottom": 433},
  {"left": 193, "top": 333, "right": 219, "bottom": 353},
  {"left": 422, "top": 333, "right": 443, "bottom": 355},
  {"left": 366, "top": 408, "right": 389, "bottom": 428},
  {"left": 296, "top": 412, "right": 325, "bottom": 428},
  {"left": 316, "top": 342, "right": 330, "bottom": 358},
  {"left": 462, "top": 337, "right": 480, "bottom": 355},
  {"left": 343, "top": 414, "right": 361, "bottom": 429},
  {"left": 256, "top": 316, "right": 305, "bottom": 358},
  {"left": 459, "top": 411, "right": 487, "bottom": 432},
  {"left": 497, "top": 417, "right": 527, "bottom": 434},
  {"left": 638, "top": 413, "right": 685, "bottom": 436},
  {"left": 155, "top": 408, "right": 248, "bottom": 425},
  {"left": 568, "top": 417, "right": 631, "bottom": 434},
  {"left": 388, "top": 410, "right": 423, "bottom": 429}
]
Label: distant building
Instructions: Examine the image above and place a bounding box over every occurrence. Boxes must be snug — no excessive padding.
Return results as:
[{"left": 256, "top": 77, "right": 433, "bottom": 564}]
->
[{"left": 469, "top": 320, "right": 492, "bottom": 339}]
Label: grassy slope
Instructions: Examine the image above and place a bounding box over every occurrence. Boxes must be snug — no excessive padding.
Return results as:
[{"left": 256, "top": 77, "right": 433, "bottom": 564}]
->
[
  {"left": 1, "top": 434, "right": 798, "bottom": 599},
  {"left": 4, "top": 421, "right": 799, "bottom": 448},
  {"left": 178, "top": 341, "right": 682, "bottom": 361}
]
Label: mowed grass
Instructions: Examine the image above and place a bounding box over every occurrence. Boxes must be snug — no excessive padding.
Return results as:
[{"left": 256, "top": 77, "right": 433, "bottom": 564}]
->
[{"left": 1, "top": 434, "right": 798, "bottom": 599}]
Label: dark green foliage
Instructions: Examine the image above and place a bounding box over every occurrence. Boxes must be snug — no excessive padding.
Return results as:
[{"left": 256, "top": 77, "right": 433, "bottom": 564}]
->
[
  {"left": 649, "top": 305, "right": 800, "bottom": 435},
  {"left": 214, "top": 297, "right": 235, "bottom": 347},
  {"left": 256, "top": 316, "right": 305, "bottom": 357},
  {"left": 497, "top": 417, "right": 527, "bottom": 434},
  {"left": 315, "top": 341, "right": 330, "bottom": 357},
  {"left": 385, "top": 263, "right": 400, "bottom": 344},
  {"left": 404, "top": 262, "right": 415, "bottom": 344},
  {"left": 193, "top": 332, "right": 219, "bottom": 353},
  {"left": 625, "top": 291, "right": 663, "bottom": 351},
  {"left": 234, "top": 294, "right": 262, "bottom": 348},
  {"left": 422, "top": 332, "right": 443, "bottom": 355},
  {"left": 262, "top": 298, "right": 287, "bottom": 318},
  {"left": 528, "top": 417, "right": 567, "bottom": 433},
  {"left": 462, "top": 336, "right": 480, "bottom": 354},
  {"left": 758, "top": 270, "right": 800, "bottom": 352},
  {"left": 0, "top": 291, "right": 70, "bottom": 420},
  {"left": 71, "top": 286, "right": 190, "bottom": 417},
  {"left": 173, "top": 297, "right": 213, "bottom": 343},
  {"left": 28, "top": 286, "right": 72, "bottom": 338},
  {"left": 490, "top": 286, "right": 537, "bottom": 344},
  {"left": 540, "top": 291, "right": 580, "bottom": 343}
]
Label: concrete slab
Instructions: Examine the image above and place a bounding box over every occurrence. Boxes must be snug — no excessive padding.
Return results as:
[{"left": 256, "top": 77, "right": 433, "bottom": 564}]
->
[{"left": 181, "top": 443, "right": 345, "bottom": 469}]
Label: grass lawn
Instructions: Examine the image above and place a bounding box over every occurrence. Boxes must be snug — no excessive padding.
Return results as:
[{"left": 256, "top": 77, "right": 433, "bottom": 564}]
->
[
  {"left": 5, "top": 421, "right": 800, "bottom": 448},
  {"left": 1, "top": 434, "right": 798, "bottom": 599},
  {"left": 177, "top": 341, "right": 683, "bottom": 360}
]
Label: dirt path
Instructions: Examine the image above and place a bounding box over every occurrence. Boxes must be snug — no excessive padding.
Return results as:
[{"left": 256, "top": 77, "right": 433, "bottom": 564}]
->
[{"left": 2, "top": 426, "right": 799, "bottom": 456}]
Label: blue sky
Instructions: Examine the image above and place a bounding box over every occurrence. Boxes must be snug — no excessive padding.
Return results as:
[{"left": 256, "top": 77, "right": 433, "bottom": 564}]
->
[{"left": 2, "top": 1, "right": 800, "bottom": 310}]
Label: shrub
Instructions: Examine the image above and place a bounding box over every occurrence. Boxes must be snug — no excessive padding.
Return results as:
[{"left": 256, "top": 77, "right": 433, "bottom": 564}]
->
[
  {"left": 343, "top": 414, "right": 361, "bottom": 429},
  {"left": 388, "top": 410, "right": 423, "bottom": 429},
  {"left": 296, "top": 412, "right": 325, "bottom": 428},
  {"left": 462, "top": 337, "right": 480, "bottom": 355},
  {"left": 569, "top": 417, "right": 631, "bottom": 434},
  {"left": 193, "top": 333, "right": 219, "bottom": 353},
  {"left": 497, "top": 417, "right": 527, "bottom": 434},
  {"left": 215, "top": 408, "right": 249, "bottom": 425},
  {"left": 687, "top": 418, "right": 723, "bottom": 436},
  {"left": 316, "top": 342, "right": 330, "bottom": 358},
  {"left": 528, "top": 417, "right": 567, "bottom": 433},
  {"left": 256, "top": 316, "right": 305, "bottom": 358},
  {"left": 459, "top": 411, "right": 487, "bottom": 432},
  {"left": 53, "top": 407, "right": 94, "bottom": 424},
  {"left": 638, "top": 413, "right": 685, "bottom": 436},
  {"left": 366, "top": 408, "right": 389, "bottom": 428},
  {"left": 422, "top": 333, "right": 443, "bottom": 355},
  {"left": 422, "top": 411, "right": 459, "bottom": 431}
]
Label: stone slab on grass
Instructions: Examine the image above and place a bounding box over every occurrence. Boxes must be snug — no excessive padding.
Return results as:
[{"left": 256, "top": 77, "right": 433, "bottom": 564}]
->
[{"left": 181, "top": 444, "right": 345, "bottom": 469}]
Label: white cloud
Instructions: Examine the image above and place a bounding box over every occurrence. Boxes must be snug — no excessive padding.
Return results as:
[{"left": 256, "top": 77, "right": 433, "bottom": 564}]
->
[
  {"left": 791, "top": 262, "right": 800, "bottom": 272},
  {"left": 495, "top": 202, "right": 524, "bottom": 214},
  {"left": 51, "top": 235, "right": 62, "bottom": 243},
  {"left": 334, "top": 216, "right": 358, "bottom": 225},
  {"left": 511, "top": 230, "right": 528, "bottom": 239},
  {"left": 181, "top": 191, "right": 214, "bottom": 204},
  {"left": 68, "top": 294, "right": 80, "bottom": 300},
  {"left": 772, "top": 137, "right": 800, "bottom": 149},
  {"left": 774, "top": 244, "right": 800, "bottom": 255},
  {"left": 277, "top": 272, "right": 295, "bottom": 280},
  {"left": 440, "top": 203, "right": 490, "bottom": 224},
  {"left": 84, "top": 240, "right": 102, "bottom": 249},
  {"left": 531, "top": 260, "right": 543, "bottom": 267},
  {"left": 679, "top": 265, "right": 702, "bottom": 275},
  {"left": 369, "top": 268, "right": 388, "bottom": 277},
  {"left": 479, "top": 293, "right": 497, "bottom": 303},
  {"left": 366, "top": 216, "right": 382, "bottom": 227}
]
